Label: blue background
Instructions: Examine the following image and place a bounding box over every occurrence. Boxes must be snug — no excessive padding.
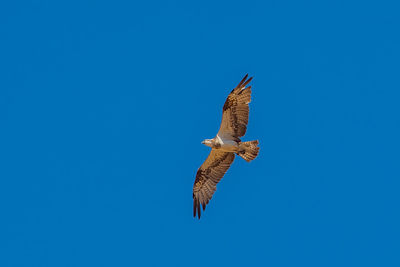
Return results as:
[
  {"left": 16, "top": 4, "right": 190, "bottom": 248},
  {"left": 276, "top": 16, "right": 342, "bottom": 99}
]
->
[{"left": 1, "top": 1, "right": 399, "bottom": 266}]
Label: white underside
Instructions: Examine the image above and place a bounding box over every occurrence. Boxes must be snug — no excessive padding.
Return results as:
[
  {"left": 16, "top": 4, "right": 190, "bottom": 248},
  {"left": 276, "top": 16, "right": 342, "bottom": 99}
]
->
[{"left": 216, "top": 134, "right": 239, "bottom": 152}]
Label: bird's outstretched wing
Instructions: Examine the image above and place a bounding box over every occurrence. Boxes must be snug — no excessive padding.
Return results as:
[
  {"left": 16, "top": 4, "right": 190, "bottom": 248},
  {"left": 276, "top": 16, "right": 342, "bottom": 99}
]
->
[
  {"left": 193, "top": 149, "right": 235, "bottom": 219},
  {"left": 217, "top": 74, "right": 253, "bottom": 140}
]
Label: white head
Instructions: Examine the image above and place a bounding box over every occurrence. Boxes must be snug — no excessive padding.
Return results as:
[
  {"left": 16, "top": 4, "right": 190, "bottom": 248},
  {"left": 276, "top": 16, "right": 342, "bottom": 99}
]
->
[{"left": 201, "top": 139, "right": 213, "bottom": 148}]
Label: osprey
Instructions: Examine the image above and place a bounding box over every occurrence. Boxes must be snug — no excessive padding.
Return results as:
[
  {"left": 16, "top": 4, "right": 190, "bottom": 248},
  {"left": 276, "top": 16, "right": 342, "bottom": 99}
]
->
[{"left": 193, "top": 74, "right": 259, "bottom": 219}]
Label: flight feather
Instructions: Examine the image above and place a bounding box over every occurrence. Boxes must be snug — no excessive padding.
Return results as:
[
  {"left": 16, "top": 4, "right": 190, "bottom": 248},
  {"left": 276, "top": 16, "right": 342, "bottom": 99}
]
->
[
  {"left": 193, "top": 150, "right": 235, "bottom": 219},
  {"left": 218, "top": 74, "right": 253, "bottom": 140}
]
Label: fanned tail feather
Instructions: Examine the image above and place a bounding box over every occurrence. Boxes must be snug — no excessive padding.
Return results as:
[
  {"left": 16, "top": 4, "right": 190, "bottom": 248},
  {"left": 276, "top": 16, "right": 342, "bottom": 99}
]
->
[{"left": 238, "top": 140, "right": 260, "bottom": 162}]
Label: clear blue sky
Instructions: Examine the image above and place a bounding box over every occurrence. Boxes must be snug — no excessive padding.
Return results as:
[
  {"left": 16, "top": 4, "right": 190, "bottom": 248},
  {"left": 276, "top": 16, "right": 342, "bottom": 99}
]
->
[{"left": 1, "top": 1, "right": 399, "bottom": 266}]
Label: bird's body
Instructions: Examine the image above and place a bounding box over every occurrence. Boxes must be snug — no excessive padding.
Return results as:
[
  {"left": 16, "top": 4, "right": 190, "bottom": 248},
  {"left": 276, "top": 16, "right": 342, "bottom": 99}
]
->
[
  {"left": 202, "top": 135, "right": 239, "bottom": 152},
  {"left": 193, "top": 74, "right": 260, "bottom": 219}
]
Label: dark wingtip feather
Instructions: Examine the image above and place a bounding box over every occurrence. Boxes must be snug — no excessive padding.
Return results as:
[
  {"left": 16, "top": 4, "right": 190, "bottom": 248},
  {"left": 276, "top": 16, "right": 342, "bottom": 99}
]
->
[
  {"left": 232, "top": 74, "right": 251, "bottom": 93},
  {"left": 193, "top": 198, "right": 201, "bottom": 219},
  {"left": 193, "top": 198, "right": 196, "bottom": 218},
  {"left": 197, "top": 200, "right": 201, "bottom": 219},
  {"left": 242, "top": 76, "right": 253, "bottom": 88},
  {"left": 238, "top": 74, "right": 248, "bottom": 86}
]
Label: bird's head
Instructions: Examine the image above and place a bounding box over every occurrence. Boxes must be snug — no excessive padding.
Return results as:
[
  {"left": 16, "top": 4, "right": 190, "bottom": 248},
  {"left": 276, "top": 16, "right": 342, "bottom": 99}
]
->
[{"left": 201, "top": 139, "right": 213, "bottom": 148}]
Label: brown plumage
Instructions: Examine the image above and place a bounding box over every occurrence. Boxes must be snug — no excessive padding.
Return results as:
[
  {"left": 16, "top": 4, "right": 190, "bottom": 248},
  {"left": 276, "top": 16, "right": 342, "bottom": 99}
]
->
[
  {"left": 237, "top": 140, "right": 260, "bottom": 162},
  {"left": 193, "top": 74, "right": 259, "bottom": 219},
  {"left": 219, "top": 74, "right": 253, "bottom": 139},
  {"left": 193, "top": 150, "right": 235, "bottom": 219}
]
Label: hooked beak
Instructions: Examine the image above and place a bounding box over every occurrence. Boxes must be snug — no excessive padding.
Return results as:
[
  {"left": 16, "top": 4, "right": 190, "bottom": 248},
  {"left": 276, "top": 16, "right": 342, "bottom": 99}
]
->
[{"left": 201, "top": 141, "right": 205, "bottom": 144}]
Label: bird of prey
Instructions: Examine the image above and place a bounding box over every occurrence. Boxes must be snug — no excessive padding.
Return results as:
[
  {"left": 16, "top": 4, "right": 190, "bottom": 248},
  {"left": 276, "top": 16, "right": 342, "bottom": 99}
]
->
[{"left": 193, "top": 74, "right": 259, "bottom": 219}]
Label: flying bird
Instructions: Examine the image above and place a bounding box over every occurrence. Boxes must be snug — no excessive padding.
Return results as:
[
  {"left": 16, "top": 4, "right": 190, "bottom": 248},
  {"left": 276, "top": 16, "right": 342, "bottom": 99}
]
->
[{"left": 193, "top": 74, "right": 259, "bottom": 219}]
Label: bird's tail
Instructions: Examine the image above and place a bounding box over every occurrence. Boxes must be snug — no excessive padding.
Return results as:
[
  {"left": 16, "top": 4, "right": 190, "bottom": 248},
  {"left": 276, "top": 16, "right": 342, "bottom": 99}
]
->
[{"left": 238, "top": 140, "right": 260, "bottom": 162}]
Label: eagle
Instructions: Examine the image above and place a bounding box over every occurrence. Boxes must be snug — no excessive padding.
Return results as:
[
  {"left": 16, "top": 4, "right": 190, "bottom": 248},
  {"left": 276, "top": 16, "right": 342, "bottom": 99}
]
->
[{"left": 193, "top": 74, "right": 259, "bottom": 219}]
